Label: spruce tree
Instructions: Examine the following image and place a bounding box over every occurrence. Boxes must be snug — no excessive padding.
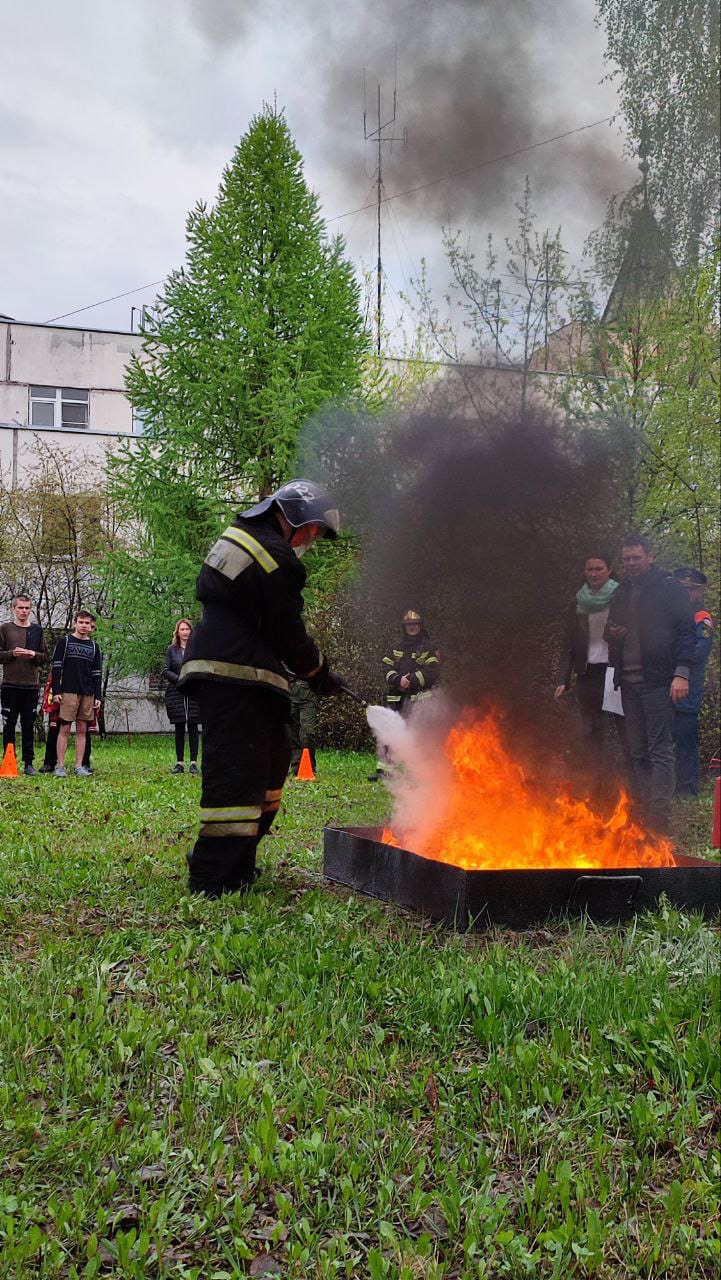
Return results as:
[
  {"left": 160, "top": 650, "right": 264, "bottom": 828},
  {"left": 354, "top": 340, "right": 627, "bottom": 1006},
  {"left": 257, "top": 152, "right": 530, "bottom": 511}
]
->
[{"left": 103, "top": 105, "right": 368, "bottom": 676}]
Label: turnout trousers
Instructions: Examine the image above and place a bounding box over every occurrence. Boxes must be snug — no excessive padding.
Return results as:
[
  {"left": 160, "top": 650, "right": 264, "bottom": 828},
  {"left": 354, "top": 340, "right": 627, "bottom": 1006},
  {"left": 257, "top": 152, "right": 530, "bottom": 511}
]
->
[{"left": 188, "top": 683, "right": 291, "bottom": 897}]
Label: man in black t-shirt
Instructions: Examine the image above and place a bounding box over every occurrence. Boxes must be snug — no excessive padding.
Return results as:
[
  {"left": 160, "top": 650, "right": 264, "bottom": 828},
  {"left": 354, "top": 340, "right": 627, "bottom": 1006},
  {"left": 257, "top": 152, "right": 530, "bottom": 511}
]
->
[{"left": 50, "top": 609, "right": 102, "bottom": 778}]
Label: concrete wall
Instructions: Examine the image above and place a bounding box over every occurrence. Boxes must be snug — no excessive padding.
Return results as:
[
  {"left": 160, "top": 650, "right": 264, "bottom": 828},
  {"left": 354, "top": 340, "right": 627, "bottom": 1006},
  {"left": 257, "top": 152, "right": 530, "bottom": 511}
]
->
[{"left": 0, "top": 319, "right": 142, "bottom": 435}]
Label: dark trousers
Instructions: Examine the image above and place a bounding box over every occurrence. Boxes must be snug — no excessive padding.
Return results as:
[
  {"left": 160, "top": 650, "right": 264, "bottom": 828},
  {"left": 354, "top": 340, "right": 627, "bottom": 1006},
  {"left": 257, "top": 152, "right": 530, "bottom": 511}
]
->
[
  {"left": 621, "top": 682, "right": 675, "bottom": 832},
  {"left": 289, "top": 700, "right": 317, "bottom": 773},
  {"left": 674, "top": 710, "right": 700, "bottom": 796},
  {"left": 174, "top": 722, "right": 199, "bottom": 763},
  {"left": 188, "top": 683, "right": 291, "bottom": 897},
  {"left": 1, "top": 686, "right": 39, "bottom": 765},
  {"left": 575, "top": 665, "right": 631, "bottom": 795},
  {"left": 43, "top": 721, "right": 92, "bottom": 770}
]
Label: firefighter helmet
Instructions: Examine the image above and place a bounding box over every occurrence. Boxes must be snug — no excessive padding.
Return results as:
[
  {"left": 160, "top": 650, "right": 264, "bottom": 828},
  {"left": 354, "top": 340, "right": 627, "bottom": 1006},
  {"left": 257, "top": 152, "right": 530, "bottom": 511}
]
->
[
  {"left": 240, "top": 480, "right": 340, "bottom": 539},
  {"left": 402, "top": 610, "right": 422, "bottom": 627}
]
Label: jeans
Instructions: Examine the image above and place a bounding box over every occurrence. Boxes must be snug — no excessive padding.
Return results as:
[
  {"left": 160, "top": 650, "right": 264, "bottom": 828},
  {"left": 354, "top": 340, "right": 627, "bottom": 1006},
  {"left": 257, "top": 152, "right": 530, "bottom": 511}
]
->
[
  {"left": 1, "top": 685, "right": 39, "bottom": 765},
  {"left": 621, "top": 682, "right": 675, "bottom": 832},
  {"left": 674, "top": 711, "right": 700, "bottom": 796}
]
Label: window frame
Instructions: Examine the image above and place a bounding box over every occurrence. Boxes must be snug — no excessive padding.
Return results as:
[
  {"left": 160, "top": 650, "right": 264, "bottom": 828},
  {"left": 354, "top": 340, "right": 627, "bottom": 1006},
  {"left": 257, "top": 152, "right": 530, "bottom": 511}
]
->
[{"left": 29, "top": 386, "right": 90, "bottom": 430}]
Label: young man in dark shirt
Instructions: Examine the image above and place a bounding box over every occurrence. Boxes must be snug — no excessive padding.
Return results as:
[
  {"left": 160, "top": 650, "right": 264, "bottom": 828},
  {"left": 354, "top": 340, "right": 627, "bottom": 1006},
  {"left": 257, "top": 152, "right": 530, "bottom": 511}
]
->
[
  {"left": 50, "top": 609, "right": 102, "bottom": 778},
  {"left": 0, "top": 593, "right": 47, "bottom": 775}
]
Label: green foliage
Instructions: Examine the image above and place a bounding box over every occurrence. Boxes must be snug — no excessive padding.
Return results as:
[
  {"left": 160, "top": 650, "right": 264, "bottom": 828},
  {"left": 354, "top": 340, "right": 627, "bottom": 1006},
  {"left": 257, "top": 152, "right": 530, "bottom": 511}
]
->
[
  {"left": 0, "top": 741, "right": 719, "bottom": 1277},
  {"left": 596, "top": 0, "right": 720, "bottom": 263},
  {"left": 103, "top": 104, "right": 368, "bottom": 676},
  {"left": 563, "top": 240, "right": 720, "bottom": 573}
]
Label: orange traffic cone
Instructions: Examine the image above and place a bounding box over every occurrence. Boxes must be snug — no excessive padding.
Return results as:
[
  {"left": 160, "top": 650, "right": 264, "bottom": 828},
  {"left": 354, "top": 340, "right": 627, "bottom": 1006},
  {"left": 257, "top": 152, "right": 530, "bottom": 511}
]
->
[
  {"left": 296, "top": 748, "right": 316, "bottom": 781},
  {"left": 0, "top": 744, "right": 18, "bottom": 778}
]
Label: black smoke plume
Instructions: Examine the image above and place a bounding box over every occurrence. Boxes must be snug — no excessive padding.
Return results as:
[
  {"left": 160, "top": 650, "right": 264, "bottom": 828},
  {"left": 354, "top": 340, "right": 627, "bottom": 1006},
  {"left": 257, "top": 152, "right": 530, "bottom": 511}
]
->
[
  {"left": 186, "top": 0, "right": 630, "bottom": 226},
  {"left": 299, "top": 402, "right": 625, "bottom": 777}
]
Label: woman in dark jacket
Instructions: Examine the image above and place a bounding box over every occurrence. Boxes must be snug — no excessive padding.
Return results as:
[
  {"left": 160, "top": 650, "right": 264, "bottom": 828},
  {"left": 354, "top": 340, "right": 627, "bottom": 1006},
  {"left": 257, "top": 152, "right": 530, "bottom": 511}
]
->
[{"left": 164, "top": 619, "right": 201, "bottom": 774}]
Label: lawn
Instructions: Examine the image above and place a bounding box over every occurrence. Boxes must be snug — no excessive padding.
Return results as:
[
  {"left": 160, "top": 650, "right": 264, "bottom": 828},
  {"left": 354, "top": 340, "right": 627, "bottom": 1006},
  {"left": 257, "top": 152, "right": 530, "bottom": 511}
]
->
[{"left": 0, "top": 737, "right": 719, "bottom": 1279}]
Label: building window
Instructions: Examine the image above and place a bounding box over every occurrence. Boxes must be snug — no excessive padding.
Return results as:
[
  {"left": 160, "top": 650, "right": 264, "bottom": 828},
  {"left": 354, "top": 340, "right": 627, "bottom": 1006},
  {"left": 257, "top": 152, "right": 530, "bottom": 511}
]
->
[
  {"left": 30, "top": 386, "right": 89, "bottom": 429},
  {"left": 132, "top": 406, "right": 151, "bottom": 435}
]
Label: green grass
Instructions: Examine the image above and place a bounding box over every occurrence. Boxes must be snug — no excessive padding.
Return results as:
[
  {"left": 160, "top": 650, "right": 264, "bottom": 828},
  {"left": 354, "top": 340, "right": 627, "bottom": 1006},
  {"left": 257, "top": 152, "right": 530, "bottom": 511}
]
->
[{"left": 0, "top": 737, "right": 719, "bottom": 1279}]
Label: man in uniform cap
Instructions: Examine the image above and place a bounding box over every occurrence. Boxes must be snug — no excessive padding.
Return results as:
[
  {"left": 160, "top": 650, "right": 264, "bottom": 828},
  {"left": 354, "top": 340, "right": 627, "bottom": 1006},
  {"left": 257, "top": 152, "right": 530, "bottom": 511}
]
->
[
  {"left": 179, "top": 480, "right": 344, "bottom": 896},
  {"left": 672, "top": 567, "right": 714, "bottom": 796}
]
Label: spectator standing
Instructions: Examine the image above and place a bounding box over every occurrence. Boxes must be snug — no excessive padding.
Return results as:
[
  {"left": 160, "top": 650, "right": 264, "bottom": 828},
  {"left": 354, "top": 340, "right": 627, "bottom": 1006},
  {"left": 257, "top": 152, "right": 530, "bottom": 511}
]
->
[
  {"left": 50, "top": 610, "right": 102, "bottom": 778},
  {"left": 163, "top": 619, "right": 200, "bottom": 774},
  {"left": 672, "top": 568, "right": 715, "bottom": 796},
  {"left": 369, "top": 609, "right": 441, "bottom": 781},
  {"left": 0, "top": 593, "right": 47, "bottom": 776},
  {"left": 40, "top": 617, "right": 99, "bottom": 773},
  {"left": 554, "top": 553, "right": 629, "bottom": 796},
  {"left": 606, "top": 534, "right": 694, "bottom": 833}
]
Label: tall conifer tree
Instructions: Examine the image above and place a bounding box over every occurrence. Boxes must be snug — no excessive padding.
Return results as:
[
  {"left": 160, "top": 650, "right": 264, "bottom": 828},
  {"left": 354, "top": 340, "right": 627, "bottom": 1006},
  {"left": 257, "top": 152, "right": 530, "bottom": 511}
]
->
[{"left": 103, "top": 106, "right": 368, "bottom": 675}]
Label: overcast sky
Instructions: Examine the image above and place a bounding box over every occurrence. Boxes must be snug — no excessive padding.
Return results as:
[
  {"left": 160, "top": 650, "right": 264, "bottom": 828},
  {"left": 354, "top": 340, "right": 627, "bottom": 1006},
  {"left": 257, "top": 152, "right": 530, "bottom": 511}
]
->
[{"left": 0, "top": 0, "right": 633, "bottom": 338}]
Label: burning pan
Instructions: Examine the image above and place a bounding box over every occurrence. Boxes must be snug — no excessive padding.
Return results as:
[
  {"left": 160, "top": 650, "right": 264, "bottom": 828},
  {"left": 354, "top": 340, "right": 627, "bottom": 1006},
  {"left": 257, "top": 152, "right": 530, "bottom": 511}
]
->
[{"left": 323, "top": 825, "right": 721, "bottom": 929}]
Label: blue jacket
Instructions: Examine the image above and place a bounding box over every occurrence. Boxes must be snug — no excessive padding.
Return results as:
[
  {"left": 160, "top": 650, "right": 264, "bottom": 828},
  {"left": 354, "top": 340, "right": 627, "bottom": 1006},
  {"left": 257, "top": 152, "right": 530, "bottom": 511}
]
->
[{"left": 675, "top": 608, "right": 714, "bottom": 714}]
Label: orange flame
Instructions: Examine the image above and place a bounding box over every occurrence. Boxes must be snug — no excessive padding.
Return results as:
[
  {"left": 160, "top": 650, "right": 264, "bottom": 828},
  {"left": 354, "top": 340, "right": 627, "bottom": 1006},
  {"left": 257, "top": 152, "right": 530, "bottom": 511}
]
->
[{"left": 382, "top": 713, "right": 675, "bottom": 869}]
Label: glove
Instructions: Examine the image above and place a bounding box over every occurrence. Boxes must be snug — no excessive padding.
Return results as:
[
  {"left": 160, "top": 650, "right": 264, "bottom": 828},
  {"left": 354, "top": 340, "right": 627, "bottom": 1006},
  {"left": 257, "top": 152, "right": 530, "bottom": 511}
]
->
[{"left": 307, "top": 657, "right": 344, "bottom": 696}]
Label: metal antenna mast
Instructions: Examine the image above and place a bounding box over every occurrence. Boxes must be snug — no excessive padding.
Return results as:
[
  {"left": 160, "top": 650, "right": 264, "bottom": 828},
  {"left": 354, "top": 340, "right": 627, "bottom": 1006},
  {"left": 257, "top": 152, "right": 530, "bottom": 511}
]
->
[{"left": 364, "top": 53, "right": 406, "bottom": 355}]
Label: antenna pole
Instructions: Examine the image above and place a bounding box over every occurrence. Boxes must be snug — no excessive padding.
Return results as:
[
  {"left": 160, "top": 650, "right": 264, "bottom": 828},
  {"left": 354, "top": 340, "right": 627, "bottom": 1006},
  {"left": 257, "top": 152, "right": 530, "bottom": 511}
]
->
[{"left": 363, "top": 51, "right": 406, "bottom": 358}]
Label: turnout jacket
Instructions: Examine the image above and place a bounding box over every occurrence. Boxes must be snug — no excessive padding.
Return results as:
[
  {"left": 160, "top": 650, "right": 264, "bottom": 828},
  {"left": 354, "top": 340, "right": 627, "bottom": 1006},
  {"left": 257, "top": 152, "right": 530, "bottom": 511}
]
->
[
  {"left": 383, "top": 628, "right": 440, "bottom": 709},
  {"left": 675, "top": 608, "right": 714, "bottom": 715},
  {"left": 179, "top": 512, "right": 322, "bottom": 699},
  {"left": 605, "top": 567, "right": 694, "bottom": 689}
]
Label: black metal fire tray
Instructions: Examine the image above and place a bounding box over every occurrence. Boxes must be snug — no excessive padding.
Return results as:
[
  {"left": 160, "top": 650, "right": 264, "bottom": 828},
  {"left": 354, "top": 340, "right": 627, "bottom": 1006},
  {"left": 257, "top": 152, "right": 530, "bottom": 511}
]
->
[{"left": 323, "top": 825, "right": 721, "bottom": 929}]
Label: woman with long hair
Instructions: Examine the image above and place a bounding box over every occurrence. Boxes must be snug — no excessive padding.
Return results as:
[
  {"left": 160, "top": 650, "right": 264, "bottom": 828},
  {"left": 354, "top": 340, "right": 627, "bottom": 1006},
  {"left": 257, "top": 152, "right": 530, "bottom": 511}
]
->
[{"left": 163, "top": 619, "right": 201, "bottom": 774}]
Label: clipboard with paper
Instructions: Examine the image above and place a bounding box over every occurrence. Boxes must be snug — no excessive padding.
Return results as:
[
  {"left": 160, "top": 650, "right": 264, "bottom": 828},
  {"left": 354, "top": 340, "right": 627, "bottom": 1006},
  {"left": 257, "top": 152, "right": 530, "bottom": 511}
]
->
[{"left": 602, "top": 666, "right": 624, "bottom": 715}]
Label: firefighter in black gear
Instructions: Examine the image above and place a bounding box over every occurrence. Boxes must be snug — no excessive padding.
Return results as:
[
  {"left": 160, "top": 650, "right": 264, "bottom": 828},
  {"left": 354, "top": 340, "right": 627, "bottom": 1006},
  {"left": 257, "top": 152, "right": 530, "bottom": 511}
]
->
[
  {"left": 179, "top": 480, "right": 344, "bottom": 896},
  {"left": 368, "top": 610, "right": 441, "bottom": 781}
]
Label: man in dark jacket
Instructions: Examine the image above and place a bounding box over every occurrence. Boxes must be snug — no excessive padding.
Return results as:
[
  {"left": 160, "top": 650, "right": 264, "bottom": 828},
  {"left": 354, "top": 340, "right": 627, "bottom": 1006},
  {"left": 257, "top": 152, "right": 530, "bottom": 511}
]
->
[
  {"left": 179, "top": 479, "right": 344, "bottom": 897},
  {"left": 672, "top": 567, "right": 714, "bottom": 797},
  {"left": 606, "top": 533, "right": 694, "bottom": 833},
  {"left": 0, "top": 593, "right": 47, "bottom": 775}
]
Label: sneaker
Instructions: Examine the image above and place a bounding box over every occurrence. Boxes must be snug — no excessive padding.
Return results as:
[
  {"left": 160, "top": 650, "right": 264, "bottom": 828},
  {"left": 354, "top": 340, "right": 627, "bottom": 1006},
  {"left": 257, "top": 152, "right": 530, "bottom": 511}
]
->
[
  {"left": 74, "top": 766, "right": 92, "bottom": 777},
  {"left": 24, "top": 764, "right": 38, "bottom": 777},
  {"left": 171, "top": 763, "right": 184, "bottom": 774},
  {"left": 39, "top": 764, "right": 54, "bottom": 774},
  {"left": 54, "top": 766, "right": 67, "bottom": 778},
  {"left": 189, "top": 762, "right": 199, "bottom": 776}
]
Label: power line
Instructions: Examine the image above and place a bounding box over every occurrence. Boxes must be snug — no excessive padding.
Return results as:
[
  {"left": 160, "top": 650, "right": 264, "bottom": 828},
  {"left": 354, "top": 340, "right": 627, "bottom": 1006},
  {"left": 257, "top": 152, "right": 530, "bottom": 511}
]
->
[
  {"left": 44, "top": 280, "right": 166, "bottom": 324},
  {"left": 42, "top": 113, "right": 616, "bottom": 325}
]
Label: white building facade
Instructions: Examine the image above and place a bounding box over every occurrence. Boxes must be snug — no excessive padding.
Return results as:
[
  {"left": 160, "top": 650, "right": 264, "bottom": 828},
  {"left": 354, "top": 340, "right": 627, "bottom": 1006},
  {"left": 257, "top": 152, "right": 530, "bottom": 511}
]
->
[{"left": 0, "top": 318, "right": 168, "bottom": 734}]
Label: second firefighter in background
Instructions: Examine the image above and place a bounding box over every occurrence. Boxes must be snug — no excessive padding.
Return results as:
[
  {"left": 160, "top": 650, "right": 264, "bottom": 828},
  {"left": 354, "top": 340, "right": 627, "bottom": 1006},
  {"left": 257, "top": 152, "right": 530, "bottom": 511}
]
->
[{"left": 369, "top": 609, "right": 441, "bottom": 781}]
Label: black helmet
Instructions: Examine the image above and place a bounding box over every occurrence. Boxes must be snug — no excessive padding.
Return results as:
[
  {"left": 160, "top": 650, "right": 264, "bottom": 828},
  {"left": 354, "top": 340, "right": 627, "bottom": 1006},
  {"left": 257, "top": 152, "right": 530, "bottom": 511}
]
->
[{"left": 240, "top": 479, "right": 340, "bottom": 539}]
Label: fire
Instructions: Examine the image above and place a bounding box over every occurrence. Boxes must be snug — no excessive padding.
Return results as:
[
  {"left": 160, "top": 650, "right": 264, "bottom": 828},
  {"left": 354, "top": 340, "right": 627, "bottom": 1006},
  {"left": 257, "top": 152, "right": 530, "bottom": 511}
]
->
[{"left": 381, "top": 713, "right": 675, "bottom": 870}]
